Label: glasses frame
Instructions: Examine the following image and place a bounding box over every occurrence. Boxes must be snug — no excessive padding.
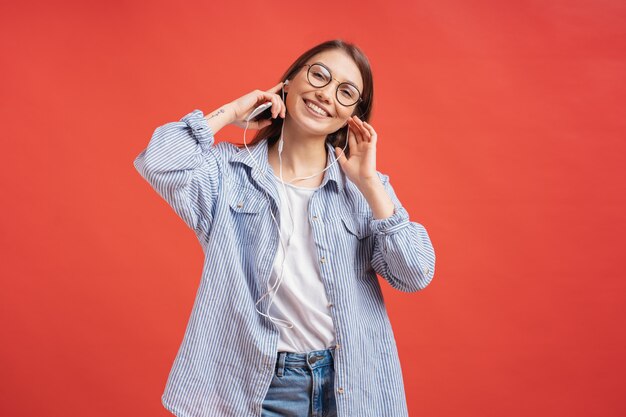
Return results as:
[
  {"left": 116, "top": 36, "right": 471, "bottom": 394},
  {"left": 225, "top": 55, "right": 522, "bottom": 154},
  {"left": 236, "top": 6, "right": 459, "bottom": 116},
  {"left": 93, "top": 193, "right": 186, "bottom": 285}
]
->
[{"left": 302, "top": 62, "right": 363, "bottom": 107}]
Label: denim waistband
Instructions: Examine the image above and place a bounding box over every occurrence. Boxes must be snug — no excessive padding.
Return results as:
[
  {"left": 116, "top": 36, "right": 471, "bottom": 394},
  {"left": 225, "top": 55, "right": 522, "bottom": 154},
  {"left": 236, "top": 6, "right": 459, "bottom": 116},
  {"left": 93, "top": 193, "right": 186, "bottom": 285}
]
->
[{"left": 274, "top": 347, "right": 335, "bottom": 373}]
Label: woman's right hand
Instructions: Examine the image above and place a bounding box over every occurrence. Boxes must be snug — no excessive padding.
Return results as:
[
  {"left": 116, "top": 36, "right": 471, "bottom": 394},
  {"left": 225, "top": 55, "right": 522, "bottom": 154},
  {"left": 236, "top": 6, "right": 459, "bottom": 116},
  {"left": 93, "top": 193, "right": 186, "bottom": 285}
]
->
[{"left": 228, "top": 82, "right": 287, "bottom": 129}]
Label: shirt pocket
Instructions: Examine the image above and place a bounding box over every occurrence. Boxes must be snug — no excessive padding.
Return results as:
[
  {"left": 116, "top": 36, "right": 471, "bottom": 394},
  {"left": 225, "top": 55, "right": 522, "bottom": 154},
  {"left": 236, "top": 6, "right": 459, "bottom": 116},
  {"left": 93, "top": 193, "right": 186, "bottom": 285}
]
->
[
  {"left": 340, "top": 213, "right": 372, "bottom": 239},
  {"left": 226, "top": 185, "right": 269, "bottom": 246},
  {"left": 338, "top": 213, "right": 374, "bottom": 270},
  {"left": 227, "top": 183, "right": 268, "bottom": 213}
]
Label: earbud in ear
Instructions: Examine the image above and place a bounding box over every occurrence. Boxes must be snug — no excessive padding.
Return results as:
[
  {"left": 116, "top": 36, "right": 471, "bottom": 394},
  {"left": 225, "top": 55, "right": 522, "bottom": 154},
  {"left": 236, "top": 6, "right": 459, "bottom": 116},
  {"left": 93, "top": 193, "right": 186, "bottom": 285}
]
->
[{"left": 284, "top": 79, "right": 290, "bottom": 86}]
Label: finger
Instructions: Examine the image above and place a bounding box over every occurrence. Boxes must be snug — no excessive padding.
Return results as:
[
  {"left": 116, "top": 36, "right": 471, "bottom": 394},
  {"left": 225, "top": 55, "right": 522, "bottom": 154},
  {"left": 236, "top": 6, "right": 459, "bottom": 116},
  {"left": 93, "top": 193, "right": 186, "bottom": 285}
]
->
[
  {"left": 271, "top": 93, "right": 286, "bottom": 118},
  {"left": 275, "top": 94, "right": 285, "bottom": 118},
  {"left": 253, "top": 95, "right": 272, "bottom": 111},
  {"left": 276, "top": 95, "right": 284, "bottom": 118},
  {"left": 347, "top": 119, "right": 359, "bottom": 143},
  {"left": 271, "top": 92, "right": 285, "bottom": 118},
  {"left": 335, "top": 146, "right": 347, "bottom": 165},
  {"left": 254, "top": 119, "right": 273, "bottom": 129},
  {"left": 267, "top": 95, "right": 281, "bottom": 119},
  {"left": 357, "top": 118, "right": 372, "bottom": 143},
  {"left": 267, "top": 81, "right": 284, "bottom": 94},
  {"left": 362, "top": 120, "right": 375, "bottom": 132},
  {"left": 348, "top": 118, "right": 365, "bottom": 143},
  {"left": 270, "top": 95, "right": 279, "bottom": 118},
  {"left": 362, "top": 121, "right": 377, "bottom": 142},
  {"left": 347, "top": 123, "right": 358, "bottom": 149},
  {"left": 245, "top": 117, "right": 271, "bottom": 129},
  {"left": 354, "top": 117, "right": 371, "bottom": 142},
  {"left": 350, "top": 115, "right": 365, "bottom": 131}
]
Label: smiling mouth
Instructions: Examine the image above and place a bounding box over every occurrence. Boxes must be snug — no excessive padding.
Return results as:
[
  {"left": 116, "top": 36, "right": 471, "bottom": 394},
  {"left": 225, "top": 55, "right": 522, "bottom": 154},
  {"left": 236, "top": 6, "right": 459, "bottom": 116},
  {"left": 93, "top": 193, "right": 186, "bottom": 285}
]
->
[{"left": 304, "top": 99, "right": 330, "bottom": 117}]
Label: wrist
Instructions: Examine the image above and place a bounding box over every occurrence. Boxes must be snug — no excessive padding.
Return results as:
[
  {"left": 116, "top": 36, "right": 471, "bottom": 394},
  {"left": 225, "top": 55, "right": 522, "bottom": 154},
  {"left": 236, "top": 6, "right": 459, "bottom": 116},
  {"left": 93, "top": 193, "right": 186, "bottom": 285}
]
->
[
  {"left": 204, "top": 103, "right": 236, "bottom": 135},
  {"left": 222, "top": 102, "right": 237, "bottom": 124},
  {"left": 357, "top": 175, "right": 383, "bottom": 194},
  {"left": 361, "top": 180, "right": 395, "bottom": 220}
]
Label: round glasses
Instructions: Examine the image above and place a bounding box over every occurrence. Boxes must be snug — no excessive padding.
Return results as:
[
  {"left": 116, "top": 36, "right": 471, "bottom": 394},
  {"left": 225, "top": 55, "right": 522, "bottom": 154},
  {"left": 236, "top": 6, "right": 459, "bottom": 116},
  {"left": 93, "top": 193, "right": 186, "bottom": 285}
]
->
[{"left": 303, "top": 63, "right": 362, "bottom": 107}]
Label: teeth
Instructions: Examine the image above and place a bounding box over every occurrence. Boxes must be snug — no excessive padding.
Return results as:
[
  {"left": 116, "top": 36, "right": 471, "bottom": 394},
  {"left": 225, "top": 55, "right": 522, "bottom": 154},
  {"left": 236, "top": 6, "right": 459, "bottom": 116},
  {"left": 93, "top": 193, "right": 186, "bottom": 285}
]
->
[{"left": 306, "top": 101, "right": 328, "bottom": 116}]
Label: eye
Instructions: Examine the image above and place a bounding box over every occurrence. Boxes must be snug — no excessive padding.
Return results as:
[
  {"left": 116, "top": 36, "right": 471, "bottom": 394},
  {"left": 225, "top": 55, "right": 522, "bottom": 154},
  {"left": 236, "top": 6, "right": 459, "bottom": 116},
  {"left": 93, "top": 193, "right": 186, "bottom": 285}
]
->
[
  {"left": 339, "top": 84, "right": 359, "bottom": 99},
  {"left": 340, "top": 88, "right": 354, "bottom": 98},
  {"left": 312, "top": 71, "right": 328, "bottom": 81}
]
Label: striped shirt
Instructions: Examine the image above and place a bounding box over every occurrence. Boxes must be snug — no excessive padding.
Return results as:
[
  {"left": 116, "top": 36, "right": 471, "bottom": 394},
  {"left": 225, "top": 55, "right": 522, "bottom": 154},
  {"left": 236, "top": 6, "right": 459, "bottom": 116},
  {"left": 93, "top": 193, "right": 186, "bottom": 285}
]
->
[{"left": 133, "top": 109, "right": 436, "bottom": 417}]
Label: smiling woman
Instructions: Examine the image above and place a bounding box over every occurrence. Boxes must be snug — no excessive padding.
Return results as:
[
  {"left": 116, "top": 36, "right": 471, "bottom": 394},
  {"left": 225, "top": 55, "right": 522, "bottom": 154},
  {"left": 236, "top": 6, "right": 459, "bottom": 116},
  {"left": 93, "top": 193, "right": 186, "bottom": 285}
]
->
[
  {"left": 133, "top": 38, "right": 436, "bottom": 417},
  {"left": 250, "top": 40, "right": 373, "bottom": 162}
]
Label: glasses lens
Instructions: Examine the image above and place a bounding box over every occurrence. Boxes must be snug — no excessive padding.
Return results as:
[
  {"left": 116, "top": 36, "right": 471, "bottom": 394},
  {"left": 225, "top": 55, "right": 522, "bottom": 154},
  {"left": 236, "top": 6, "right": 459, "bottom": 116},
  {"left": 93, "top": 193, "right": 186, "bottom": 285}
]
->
[
  {"left": 308, "top": 64, "right": 331, "bottom": 87},
  {"left": 337, "top": 83, "right": 360, "bottom": 106},
  {"left": 307, "top": 63, "right": 361, "bottom": 106}
]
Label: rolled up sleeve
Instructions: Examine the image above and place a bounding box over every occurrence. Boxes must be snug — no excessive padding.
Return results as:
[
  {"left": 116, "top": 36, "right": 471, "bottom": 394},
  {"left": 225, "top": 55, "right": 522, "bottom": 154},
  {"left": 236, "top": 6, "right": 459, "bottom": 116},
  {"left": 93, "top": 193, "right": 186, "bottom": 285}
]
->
[
  {"left": 369, "top": 174, "right": 436, "bottom": 292},
  {"left": 133, "top": 109, "right": 222, "bottom": 237}
]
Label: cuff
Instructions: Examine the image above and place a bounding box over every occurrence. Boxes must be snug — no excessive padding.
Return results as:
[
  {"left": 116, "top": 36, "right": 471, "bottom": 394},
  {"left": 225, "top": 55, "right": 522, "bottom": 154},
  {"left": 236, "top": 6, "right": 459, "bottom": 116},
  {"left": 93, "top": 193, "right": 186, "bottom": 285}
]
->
[
  {"left": 181, "top": 109, "right": 215, "bottom": 143},
  {"left": 370, "top": 205, "right": 410, "bottom": 235}
]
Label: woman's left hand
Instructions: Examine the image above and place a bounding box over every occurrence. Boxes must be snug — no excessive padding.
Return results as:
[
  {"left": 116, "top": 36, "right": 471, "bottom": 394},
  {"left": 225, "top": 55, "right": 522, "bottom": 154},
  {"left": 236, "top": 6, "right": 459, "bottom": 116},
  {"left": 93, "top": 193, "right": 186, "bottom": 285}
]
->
[{"left": 334, "top": 115, "right": 379, "bottom": 188}]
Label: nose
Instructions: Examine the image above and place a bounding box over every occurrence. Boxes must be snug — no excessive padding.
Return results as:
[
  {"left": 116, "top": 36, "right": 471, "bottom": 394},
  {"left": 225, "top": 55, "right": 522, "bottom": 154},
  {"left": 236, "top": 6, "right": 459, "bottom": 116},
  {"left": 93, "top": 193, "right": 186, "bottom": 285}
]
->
[{"left": 315, "top": 83, "right": 334, "bottom": 104}]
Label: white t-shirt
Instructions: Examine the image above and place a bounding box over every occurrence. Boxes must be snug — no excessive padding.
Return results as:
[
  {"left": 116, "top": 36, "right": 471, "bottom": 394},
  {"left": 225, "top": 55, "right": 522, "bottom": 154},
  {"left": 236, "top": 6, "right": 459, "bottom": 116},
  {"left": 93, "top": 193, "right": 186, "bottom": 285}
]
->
[{"left": 267, "top": 173, "right": 336, "bottom": 353}]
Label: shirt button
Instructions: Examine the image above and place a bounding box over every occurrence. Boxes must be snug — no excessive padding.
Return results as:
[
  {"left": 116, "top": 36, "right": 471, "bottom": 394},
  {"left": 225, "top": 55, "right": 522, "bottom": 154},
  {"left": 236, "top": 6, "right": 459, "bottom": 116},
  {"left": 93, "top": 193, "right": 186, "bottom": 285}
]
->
[
  {"left": 424, "top": 266, "right": 430, "bottom": 275},
  {"left": 312, "top": 215, "right": 318, "bottom": 220},
  {"left": 327, "top": 302, "right": 334, "bottom": 308},
  {"left": 237, "top": 202, "right": 243, "bottom": 208},
  {"left": 337, "top": 387, "right": 345, "bottom": 394},
  {"left": 335, "top": 344, "right": 341, "bottom": 350},
  {"left": 320, "top": 256, "right": 326, "bottom": 264}
]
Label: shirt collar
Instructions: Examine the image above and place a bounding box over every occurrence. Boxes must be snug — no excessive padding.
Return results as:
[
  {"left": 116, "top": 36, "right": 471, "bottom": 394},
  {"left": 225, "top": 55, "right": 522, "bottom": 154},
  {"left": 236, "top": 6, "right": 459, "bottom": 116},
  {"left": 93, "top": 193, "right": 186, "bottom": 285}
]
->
[{"left": 228, "top": 138, "right": 346, "bottom": 193}]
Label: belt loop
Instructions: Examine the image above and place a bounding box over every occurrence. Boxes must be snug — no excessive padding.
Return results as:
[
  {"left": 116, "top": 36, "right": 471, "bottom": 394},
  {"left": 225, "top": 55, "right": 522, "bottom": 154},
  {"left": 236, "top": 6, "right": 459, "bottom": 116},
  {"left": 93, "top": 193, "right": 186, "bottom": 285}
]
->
[
  {"left": 277, "top": 352, "right": 286, "bottom": 377},
  {"left": 329, "top": 347, "right": 335, "bottom": 362}
]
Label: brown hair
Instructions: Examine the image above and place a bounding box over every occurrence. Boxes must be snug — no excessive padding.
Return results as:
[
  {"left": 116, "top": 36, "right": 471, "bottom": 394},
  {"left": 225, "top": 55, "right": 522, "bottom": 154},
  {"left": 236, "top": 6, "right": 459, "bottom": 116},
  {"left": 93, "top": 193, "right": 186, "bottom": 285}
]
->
[{"left": 241, "top": 39, "right": 374, "bottom": 158}]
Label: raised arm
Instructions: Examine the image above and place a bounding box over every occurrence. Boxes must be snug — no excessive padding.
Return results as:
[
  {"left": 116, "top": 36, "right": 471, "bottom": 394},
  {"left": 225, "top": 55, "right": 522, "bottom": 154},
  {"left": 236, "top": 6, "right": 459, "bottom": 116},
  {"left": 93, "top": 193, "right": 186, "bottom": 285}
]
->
[
  {"left": 133, "top": 107, "right": 232, "bottom": 236},
  {"left": 133, "top": 83, "right": 288, "bottom": 238}
]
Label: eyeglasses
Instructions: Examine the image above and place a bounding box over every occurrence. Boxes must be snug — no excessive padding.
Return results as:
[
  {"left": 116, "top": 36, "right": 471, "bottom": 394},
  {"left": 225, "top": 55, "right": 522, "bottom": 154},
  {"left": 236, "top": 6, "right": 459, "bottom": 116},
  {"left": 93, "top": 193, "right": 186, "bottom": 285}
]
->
[{"left": 302, "top": 62, "right": 362, "bottom": 107}]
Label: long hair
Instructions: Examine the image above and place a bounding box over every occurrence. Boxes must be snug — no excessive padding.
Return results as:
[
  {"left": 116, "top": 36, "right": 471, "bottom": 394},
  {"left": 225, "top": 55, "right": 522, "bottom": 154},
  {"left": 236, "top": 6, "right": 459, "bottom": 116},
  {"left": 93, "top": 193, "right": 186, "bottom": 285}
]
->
[{"left": 240, "top": 39, "right": 374, "bottom": 158}]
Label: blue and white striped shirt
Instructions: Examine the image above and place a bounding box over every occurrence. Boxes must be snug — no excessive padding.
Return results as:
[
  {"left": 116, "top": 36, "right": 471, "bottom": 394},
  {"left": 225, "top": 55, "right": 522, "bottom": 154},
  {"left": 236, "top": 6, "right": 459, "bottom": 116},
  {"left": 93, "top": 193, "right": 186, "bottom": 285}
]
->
[{"left": 133, "top": 109, "right": 436, "bottom": 417}]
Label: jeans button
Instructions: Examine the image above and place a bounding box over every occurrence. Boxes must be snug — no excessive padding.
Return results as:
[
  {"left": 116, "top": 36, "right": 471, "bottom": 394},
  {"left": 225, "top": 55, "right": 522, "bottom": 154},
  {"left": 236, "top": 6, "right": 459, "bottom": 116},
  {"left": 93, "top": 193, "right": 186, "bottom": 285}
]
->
[{"left": 309, "top": 355, "right": 323, "bottom": 364}]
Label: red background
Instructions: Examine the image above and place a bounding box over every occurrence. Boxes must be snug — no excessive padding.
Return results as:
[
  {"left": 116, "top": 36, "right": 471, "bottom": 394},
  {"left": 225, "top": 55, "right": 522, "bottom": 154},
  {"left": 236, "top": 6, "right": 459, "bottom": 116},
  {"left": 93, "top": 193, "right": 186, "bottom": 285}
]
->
[{"left": 2, "top": 0, "right": 625, "bottom": 416}]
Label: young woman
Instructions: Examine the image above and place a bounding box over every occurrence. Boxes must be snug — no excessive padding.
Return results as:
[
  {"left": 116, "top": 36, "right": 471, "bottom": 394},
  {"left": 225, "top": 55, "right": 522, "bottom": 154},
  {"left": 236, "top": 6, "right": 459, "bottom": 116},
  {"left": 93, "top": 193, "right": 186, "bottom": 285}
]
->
[{"left": 134, "top": 39, "right": 435, "bottom": 417}]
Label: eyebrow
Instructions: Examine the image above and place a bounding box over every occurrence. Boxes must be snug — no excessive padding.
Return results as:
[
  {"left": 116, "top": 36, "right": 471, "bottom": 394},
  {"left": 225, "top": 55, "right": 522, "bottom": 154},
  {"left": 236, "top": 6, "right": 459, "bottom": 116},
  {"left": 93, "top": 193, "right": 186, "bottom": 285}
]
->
[{"left": 313, "top": 61, "right": 362, "bottom": 91}]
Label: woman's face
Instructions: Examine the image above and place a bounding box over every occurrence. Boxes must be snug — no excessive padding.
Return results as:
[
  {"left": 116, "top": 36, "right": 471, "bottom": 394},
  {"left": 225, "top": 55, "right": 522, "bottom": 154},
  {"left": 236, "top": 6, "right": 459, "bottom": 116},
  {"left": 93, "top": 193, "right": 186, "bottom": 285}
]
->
[{"left": 284, "top": 49, "right": 364, "bottom": 137}]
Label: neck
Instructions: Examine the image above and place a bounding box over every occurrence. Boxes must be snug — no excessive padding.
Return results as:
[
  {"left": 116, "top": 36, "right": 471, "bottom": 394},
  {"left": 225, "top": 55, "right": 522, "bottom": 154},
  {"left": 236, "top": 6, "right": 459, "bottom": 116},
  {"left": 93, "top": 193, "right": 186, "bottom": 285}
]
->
[{"left": 268, "top": 117, "right": 328, "bottom": 178}]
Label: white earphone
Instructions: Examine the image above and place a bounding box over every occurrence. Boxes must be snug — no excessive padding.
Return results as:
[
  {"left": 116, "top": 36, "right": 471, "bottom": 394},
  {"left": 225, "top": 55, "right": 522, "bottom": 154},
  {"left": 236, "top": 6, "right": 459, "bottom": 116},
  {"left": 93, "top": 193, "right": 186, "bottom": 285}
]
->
[{"left": 242, "top": 80, "right": 351, "bottom": 328}]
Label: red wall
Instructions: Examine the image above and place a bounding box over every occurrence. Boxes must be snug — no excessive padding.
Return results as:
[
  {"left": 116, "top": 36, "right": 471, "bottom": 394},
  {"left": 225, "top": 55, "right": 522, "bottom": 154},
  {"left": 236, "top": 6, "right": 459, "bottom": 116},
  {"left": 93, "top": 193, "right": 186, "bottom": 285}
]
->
[{"left": 1, "top": 0, "right": 625, "bottom": 416}]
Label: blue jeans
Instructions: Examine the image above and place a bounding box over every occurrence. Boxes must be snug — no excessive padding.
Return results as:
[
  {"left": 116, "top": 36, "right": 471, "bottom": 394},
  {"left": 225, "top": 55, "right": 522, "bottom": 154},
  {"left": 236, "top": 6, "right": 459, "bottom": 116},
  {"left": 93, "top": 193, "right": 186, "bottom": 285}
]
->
[{"left": 262, "top": 348, "right": 337, "bottom": 417}]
